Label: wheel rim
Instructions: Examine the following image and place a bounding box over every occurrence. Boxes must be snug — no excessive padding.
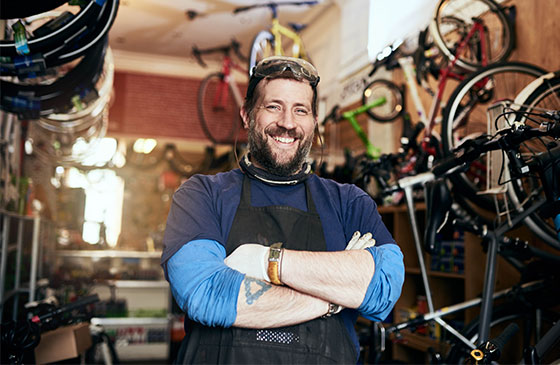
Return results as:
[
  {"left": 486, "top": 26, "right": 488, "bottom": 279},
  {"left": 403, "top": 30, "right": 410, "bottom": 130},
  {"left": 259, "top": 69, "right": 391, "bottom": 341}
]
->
[
  {"left": 432, "top": 0, "right": 512, "bottom": 71},
  {"left": 442, "top": 63, "right": 545, "bottom": 212}
]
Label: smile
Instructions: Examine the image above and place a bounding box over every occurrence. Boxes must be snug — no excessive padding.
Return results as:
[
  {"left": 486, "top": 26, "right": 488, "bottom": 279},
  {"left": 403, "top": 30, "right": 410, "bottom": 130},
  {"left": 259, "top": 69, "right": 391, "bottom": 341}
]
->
[{"left": 272, "top": 136, "right": 296, "bottom": 144}]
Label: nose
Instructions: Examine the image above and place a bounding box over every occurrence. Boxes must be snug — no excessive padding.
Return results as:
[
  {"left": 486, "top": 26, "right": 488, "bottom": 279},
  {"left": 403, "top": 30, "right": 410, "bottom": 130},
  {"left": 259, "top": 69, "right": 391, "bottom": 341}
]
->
[{"left": 276, "top": 109, "right": 297, "bottom": 130}]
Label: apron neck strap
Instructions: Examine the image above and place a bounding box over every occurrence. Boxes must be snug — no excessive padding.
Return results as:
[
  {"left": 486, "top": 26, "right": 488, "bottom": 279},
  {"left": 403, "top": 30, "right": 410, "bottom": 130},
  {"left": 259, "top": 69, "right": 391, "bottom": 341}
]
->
[{"left": 240, "top": 175, "right": 318, "bottom": 214}]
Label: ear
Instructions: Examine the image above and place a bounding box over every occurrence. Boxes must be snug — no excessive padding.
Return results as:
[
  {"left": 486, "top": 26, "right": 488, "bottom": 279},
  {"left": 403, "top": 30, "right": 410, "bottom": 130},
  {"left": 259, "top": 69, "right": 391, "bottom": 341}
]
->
[{"left": 240, "top": 107, "right": 250, "bottom": 129}]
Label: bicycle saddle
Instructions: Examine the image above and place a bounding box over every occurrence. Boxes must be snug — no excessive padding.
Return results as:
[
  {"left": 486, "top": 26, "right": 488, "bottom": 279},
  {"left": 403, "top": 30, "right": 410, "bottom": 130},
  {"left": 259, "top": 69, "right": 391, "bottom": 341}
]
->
[
  {"left": 424, "top": 179, "right": 452, "bottom": 254},
  {"left": 288, "top": 23, "right": 307, "bottom": 32}
]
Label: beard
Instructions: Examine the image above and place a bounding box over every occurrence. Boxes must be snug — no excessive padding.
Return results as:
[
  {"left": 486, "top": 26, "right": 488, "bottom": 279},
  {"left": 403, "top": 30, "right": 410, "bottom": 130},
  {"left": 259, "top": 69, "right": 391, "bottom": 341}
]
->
[{"left": 248, "top": 123, "right": 314, "bottom": 176}]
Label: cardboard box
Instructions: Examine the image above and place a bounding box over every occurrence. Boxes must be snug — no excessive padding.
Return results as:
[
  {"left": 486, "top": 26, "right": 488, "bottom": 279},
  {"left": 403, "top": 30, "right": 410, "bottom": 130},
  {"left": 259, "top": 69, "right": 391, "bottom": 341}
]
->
[{"left": 34, "top": 322, "right": 92, "bottom": 364}]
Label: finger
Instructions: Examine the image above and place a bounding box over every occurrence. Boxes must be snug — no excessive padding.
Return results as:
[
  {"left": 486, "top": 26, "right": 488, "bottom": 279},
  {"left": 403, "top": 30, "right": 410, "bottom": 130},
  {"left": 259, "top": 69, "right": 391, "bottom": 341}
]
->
[
  {"left": 354, "top": 232, "right": 373, "bottom": 249},
  {"left": 345, "top": 231, "right": 361, "bottom": 250},
  {"left": 362, "top": 238, "right": 376, "bottom": 249}
]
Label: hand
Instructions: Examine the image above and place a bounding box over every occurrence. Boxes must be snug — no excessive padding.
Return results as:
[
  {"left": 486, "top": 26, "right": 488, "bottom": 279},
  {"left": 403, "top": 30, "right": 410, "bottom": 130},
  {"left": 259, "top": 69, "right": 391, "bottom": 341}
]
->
[
  {"left": 345, "top": 231, "right": 376, "bottom": 250},
  {"left": 224, "top": 244, "right": 270, "bottom": 281}
]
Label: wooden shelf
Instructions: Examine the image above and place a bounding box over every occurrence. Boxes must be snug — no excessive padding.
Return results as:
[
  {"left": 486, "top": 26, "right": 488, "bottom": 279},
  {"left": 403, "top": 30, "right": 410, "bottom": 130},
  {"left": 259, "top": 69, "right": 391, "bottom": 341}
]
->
[
  {"left": 428, "top": 270, "right": 465, "bottom": 279},
  {"left": 378, "top": 202, "right": 426, "bottom": 214},
  {"left": 405, "top": 267, "right": 465, "bottom": 279},
  {"left": 396, "top": 331, "right": 450, "bottom": 354}
]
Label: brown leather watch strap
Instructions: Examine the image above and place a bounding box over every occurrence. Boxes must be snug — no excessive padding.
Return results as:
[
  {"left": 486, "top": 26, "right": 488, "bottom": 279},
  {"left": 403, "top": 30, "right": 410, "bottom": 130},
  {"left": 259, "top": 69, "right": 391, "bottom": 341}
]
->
[{"left": 267, "top": 242, "right": 283, "bottom": 285}]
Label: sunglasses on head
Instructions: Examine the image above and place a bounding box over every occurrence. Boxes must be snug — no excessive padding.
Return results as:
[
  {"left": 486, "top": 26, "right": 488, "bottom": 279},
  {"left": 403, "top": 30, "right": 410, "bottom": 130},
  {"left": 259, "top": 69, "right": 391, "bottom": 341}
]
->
[{"left": 250, "top": 56, "right": 320, "bottom": 87}]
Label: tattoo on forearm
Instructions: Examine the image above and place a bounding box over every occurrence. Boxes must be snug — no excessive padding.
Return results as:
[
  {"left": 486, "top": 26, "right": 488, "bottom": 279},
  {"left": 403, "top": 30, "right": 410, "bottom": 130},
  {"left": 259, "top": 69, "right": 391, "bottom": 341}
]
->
[{"left": 243, "top": 277, "right": 271, "bottom": 305}]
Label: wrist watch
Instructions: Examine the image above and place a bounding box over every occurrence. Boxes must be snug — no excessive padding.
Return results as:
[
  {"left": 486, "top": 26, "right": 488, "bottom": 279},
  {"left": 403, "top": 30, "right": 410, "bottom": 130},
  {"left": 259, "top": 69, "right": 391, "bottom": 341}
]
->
[
  {"left": 267, "top": 242, "right": 283, "bottom": 285},
  {"left": 322, "top": 303, "right": 342, "bottom": 318}
]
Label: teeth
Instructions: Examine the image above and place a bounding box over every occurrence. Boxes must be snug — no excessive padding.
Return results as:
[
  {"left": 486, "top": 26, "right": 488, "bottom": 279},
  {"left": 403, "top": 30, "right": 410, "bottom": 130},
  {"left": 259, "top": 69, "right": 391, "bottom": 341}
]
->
[{"left": 273, "top": 136, "right": 295, "bottom": 143}]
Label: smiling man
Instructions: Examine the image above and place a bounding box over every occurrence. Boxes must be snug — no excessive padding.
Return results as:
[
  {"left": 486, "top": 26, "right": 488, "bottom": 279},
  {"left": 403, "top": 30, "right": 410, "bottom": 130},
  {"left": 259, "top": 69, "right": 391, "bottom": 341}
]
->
[{"left": 161, "top": 56, "right": 404, "bottom": 364}]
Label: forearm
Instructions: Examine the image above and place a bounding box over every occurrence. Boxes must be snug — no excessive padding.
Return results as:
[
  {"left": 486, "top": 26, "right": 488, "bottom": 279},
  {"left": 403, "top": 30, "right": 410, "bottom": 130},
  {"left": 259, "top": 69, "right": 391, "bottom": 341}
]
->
[
  {"left": 280, "top": 249, "right": 374, "bottom": 308},
  {"left": 234, "top": 277, "right": 329, "bottom": 328}
]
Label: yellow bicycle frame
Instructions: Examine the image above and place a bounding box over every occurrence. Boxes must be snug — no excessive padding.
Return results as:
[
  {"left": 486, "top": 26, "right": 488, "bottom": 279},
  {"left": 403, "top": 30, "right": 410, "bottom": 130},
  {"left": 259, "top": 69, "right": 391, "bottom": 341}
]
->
[{"left": 269, "top": 18, "right": 308, "bottom": 60}]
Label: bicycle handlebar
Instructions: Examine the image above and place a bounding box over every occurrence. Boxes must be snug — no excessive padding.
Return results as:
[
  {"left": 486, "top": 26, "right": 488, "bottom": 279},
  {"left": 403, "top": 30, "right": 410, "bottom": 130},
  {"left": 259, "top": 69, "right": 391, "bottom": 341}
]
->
[
  {"left": 432, "top": 120, "right": 560, "bottom": 178},
  {"left": 233, "top": 1, "right": 318, "bottom": 14},
  {"left": 192, "top": 39, "right": 246, "bottom": 68},
  {"left": 31, "top": 294, "right": 99, "bottom": 325},
  {"left": 467, "top": 323, "right": 519, "bottom": 364},
  {"left": 320, "top": 105, "right": 341, "bottom": 126}
]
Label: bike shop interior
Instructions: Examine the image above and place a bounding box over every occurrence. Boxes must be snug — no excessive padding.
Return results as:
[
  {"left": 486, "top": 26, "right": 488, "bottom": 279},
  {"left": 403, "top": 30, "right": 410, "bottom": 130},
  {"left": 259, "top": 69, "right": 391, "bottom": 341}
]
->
[{"left": 1, "top": 0, "right": 559, "bottom": 363}]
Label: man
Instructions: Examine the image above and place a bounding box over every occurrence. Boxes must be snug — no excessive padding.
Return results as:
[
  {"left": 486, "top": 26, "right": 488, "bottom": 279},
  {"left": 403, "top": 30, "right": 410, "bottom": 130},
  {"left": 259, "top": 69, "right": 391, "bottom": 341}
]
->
[{"left": 162, "top": 56, "right": 404, "bottom": 364}]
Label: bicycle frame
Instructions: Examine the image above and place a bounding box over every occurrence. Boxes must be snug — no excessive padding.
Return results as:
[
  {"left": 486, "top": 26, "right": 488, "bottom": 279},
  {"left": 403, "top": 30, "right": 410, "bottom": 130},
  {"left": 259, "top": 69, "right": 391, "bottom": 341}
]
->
[
  {"left": 269, "top": 17, "right": 307, "bottom": 59},
  {"left": 398, "top": 19, "right": 491, "bottom": 156},
  {"left": 213, "top": 56, "right": 245, "bottom": 110},
  {"left": 341, "top": 97, "right": 387, "bottom": 159},
  {"left": 370, "top": 170, "right": 554, "bottom": 363}
]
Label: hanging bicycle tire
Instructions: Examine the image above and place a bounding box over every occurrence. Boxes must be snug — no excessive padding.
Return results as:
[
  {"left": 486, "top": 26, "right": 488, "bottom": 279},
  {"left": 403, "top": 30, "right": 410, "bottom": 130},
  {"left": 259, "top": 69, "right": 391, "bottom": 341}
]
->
[
  {"left": 197, "top": 72, "right": 241, "bottom": 145},
  {"left": 1, "top": 0, "right": 67, "bottom": 19},
  {"left": 0, "top": 0, "right": 119, "bottom": 75},
  {"left": 441, "top": 62, "right": 546, "bottom": 213},
  {"left": 361, "top": 79, "right": 404, "bottom": 122},
  {"left": 248, "top": 30, "right": 275, "bottom": 75},
  {"left": 0, "top": 1, "right": 102, "bottom": 58},
  {"left": 429, "top": 0, "right": 514, "bottom": 72},
  {"left": 508, "top": 71, "right": 560, "bottom": 248}
]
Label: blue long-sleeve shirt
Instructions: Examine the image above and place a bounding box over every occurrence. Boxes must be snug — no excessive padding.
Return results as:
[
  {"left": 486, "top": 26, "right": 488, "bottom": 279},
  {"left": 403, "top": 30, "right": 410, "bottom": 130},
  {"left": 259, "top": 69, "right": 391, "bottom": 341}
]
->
[{"left": 167, "top": 239, "right": 404, "bottom": 326}]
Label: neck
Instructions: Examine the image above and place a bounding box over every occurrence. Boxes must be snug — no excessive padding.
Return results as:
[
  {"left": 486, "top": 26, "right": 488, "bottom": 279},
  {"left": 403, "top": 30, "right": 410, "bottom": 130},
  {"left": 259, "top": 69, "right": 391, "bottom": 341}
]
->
[{"left": 240, "top": 153, "right": 311, "bottom": 186}]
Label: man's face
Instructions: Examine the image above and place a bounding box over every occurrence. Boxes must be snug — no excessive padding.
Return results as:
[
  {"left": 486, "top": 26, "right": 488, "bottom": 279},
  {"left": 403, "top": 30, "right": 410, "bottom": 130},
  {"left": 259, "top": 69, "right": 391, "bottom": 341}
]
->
[{"left": 242, "top": 78, "right": 317, "bottom": 176}]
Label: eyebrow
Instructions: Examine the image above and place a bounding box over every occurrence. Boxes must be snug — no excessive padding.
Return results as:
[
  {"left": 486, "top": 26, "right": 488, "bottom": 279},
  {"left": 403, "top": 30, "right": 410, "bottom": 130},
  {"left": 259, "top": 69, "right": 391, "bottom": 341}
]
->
[{"left": 265, "top": 98, "right": 311, "bottom": 109}]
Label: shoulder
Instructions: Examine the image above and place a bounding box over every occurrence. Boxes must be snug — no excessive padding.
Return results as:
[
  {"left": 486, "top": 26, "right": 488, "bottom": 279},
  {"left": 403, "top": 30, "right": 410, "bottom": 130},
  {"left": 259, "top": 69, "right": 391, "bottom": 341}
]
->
[
  {"left": 177, "top": 169, "right": 243, "bottom": 195},
  {"left": 309, "top": 174, "right": 369, "bottom": 202}
]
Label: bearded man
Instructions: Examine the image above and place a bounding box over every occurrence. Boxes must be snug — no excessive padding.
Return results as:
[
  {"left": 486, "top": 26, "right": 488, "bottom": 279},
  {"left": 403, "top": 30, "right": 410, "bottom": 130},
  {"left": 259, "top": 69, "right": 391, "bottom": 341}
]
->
[{"left": 162, "top": 56, "right": 404, "bottom": 364}]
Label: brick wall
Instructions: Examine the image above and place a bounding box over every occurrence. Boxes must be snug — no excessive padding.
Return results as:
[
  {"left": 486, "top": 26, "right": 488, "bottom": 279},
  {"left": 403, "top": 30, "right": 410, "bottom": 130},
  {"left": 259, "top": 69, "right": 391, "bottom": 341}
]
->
[{"left": 108, "top": 71, "right": 247, "bottom": 143}]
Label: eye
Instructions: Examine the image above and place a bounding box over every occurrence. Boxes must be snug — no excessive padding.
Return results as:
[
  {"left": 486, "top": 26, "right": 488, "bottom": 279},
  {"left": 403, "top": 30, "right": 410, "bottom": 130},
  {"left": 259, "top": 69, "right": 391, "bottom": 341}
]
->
[
  {"left": 266, "top": 104, "right": 281, "bottom": 112},
  {"left": 295, "top": 108, "right": 310, "bottom": 116}
]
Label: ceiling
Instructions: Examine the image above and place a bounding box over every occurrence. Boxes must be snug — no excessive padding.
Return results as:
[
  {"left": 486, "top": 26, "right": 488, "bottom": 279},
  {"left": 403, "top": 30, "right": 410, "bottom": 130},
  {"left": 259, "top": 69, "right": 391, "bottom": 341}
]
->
[{"left": 107, "top": 0, "right": 333, "bottom": 67}]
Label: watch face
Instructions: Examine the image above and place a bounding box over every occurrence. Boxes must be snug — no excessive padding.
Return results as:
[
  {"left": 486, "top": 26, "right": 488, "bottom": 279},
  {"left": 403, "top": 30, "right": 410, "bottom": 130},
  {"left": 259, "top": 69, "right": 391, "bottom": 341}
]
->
[{"left": 269, "top": 249, "right": 281, "bottom": 260}]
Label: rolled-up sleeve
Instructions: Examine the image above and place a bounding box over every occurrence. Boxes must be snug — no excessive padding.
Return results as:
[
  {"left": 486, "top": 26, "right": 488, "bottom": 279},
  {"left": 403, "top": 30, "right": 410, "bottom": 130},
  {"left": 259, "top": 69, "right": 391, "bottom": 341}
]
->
[
  {"left": 357, "top": 243, "right": 404, "bottom": 321},
  {"left": 167, "top": 239, "right": 245, "bottom": 327}
]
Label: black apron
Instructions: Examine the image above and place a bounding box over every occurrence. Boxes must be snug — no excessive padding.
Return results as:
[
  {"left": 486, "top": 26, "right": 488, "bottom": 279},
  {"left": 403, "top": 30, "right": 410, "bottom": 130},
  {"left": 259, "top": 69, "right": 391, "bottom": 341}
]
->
[{"left": 176, "top": 176, "right": 357, "bottom": 364}]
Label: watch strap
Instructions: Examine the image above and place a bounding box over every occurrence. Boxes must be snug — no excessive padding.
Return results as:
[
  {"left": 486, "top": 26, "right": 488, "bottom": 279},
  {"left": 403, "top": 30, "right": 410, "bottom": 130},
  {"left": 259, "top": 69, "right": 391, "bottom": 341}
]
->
[{"left": 322, "top": 303, "right": 342, "bottom": 318}]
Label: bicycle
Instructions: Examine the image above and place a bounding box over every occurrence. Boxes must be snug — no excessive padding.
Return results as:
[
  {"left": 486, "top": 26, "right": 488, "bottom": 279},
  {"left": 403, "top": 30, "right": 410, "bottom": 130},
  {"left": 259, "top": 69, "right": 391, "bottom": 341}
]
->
[
  {"left": 363, "top": 0, "right": 516, "bottom": 177},
  {"left": 1, "top": 294, "right": 101, "bottom": 364},
  {"left": 507, "top": 70, "right": 560, "bottom": 245},
  {"left": 233, "top": 1, "right": 318, "bottom": 74},
  {"left": 193, "top": 39, "right": 247, "bottom": 145},
  {"left": 365, "top": 116, "right": 560, "bottom": 363},
  {"left": 321, "top": 97, "right": 390, "bottom": 160}
]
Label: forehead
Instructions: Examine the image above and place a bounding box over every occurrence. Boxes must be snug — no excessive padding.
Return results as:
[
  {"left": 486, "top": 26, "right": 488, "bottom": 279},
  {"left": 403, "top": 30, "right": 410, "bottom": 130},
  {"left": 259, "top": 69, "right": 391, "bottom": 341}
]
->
[{"left": 257, "top": 78, "right": 314, "bottom": 106}]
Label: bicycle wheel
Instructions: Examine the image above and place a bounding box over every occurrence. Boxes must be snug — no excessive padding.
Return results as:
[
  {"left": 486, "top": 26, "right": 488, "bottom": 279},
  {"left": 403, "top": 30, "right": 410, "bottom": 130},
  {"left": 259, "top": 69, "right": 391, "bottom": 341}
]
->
[
  {"left": 441, "top": 62, "right": 546, "bottom": 212},
  {"left": 429, "top": 0, "right": 514, "bottom": 72},
  {"left": 248, "top": 30, "right": 275, "bottom": 75},
  {"left": 362, "top": 79, "right": 404, "bottom": 122},
  {"left": 445, "top": 304, "right": 560, "bottom": 364},
  {"left": 507, "top": 72, "right": 560, "bottom": 248},
  {"left": 197, "top": 72, "right": 241, "bottom": 145}
]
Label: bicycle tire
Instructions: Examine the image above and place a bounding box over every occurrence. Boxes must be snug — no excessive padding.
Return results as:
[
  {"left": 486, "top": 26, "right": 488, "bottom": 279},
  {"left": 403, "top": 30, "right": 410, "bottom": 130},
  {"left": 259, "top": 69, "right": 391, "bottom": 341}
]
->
[
  {"left": 248, "top": 30, "right": 275, "bottom": 75},
  {"left": 508, "top": 71, "right": 560, "bottom": 248},
  {"left": 0, "top": 1, "right": 102, "bottom": 58},
  {"left": 441, "top": 61, "right": 546, "bottom": 212},
  {"left": 0, "top": 37, "right": 108, "bottom": 118},
  {"left": 429, "top": 0, "right": 514, "bottom": 72},
  {"left": 445, "top": 304, "right": 560, "bottom": 364},
  {"left": 1, "top": 0, "right": 67, "bottom": 19},
  {"left": 197, "top": 72, "right": 241, "bottom": 145},
  {"left": 362, "top": 79, "right": 404, "bottom": 122},
  {"left": 0, "top": 0, "right": 119, "bottom": 74}
]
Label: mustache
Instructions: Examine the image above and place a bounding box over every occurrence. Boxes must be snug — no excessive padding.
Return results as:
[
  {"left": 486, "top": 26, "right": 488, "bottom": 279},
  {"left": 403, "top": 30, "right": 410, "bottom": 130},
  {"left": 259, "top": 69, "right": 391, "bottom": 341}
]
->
[{"left": 264, "top": 125, "right": 303, "bottom": 139}]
